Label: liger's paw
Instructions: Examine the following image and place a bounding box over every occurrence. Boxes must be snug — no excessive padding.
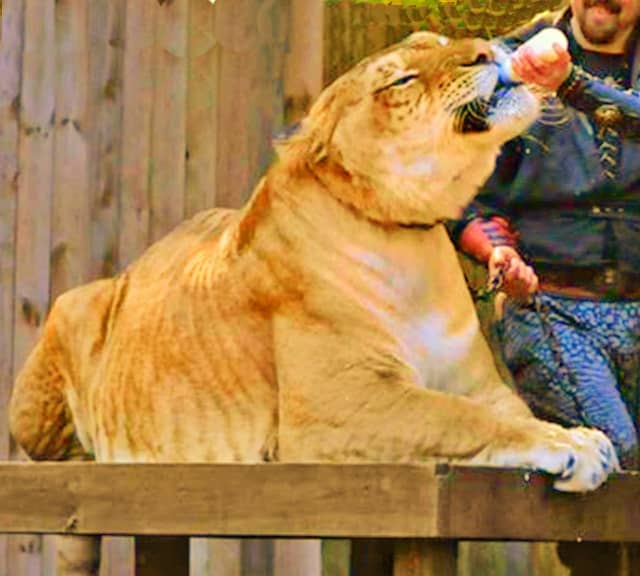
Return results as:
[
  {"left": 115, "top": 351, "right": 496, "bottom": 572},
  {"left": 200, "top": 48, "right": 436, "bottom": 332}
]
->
[
  {"left": 473, "top": 421, "right": 619, "bottom": 493},
  {"left": 551, "top": 427, "right": 619, "bottom": 492}
]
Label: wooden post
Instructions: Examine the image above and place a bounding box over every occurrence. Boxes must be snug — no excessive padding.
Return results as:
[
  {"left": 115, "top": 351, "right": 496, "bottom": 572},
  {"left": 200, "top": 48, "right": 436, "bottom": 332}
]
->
[
  {"left": 284, "top": 0, "right": 323, "bottom": 125},
  {"left": 393, "top": 539, "right": 457, "bottom": 576},
  {"left": 0, "top": 0, "right": 23, "bottom": 569},
  {"left": 118, "top": 0, "right": 157, "bottom": 268},
  {"left": 150, "top": 0, "right": 188, "bottom": 243},
  {"left": 135, "top": 536, "right": 189, "bottom": 576},
  {"left": 350, "top": 539, "right": 393, "bottom": 576}
]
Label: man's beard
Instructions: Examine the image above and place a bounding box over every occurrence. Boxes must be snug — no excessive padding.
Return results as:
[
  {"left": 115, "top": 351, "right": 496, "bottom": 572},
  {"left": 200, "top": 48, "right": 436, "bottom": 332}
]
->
[{"left": 578, "top": 0, "right": 623, "bottom": 44}]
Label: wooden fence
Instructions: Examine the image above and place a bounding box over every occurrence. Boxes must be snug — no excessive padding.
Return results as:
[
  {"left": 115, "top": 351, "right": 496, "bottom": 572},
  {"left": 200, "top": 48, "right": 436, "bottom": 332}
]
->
[
  {"left": 0, "top": 1, "right": 323, "bottom": 574},
  {"left": 0, "top": 0, "right": 630, "bottom": 575},
  {"left": 0, "top": 463, "right": 638, "bottom": 576}
]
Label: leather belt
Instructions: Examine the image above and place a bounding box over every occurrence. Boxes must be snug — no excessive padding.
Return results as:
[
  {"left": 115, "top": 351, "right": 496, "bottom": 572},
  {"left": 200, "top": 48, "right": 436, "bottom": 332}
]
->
[{"left": 536, "top": 265, "right": 640, "bottom": 301}]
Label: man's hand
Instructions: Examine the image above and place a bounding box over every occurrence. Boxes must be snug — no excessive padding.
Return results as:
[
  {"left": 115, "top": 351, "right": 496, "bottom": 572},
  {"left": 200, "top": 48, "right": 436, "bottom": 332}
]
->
[
  {"left": 489, "top": 246, "right": 539, "bottom": 301},
  {"left": 510, "top": 42, "right": 572, "bottom": 91}
]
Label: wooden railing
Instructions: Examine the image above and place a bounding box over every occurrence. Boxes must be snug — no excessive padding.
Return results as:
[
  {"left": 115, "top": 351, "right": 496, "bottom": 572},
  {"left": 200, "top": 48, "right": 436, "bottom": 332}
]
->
[{"left": 0, "top": 462, "right": 638, "bottom": 575}]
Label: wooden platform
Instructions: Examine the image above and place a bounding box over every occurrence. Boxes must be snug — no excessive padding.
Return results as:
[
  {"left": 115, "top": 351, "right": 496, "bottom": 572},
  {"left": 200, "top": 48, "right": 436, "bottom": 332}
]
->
[{"left": 0, "top": 462, "right": 638, "bottom": 542}]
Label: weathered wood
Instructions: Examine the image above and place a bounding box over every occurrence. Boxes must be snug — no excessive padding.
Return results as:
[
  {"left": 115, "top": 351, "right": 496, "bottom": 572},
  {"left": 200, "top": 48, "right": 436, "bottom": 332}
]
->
[
  {"left": 11, "top": 1, "right": 56, "bottom": 573},
  {"left": 135, "top": 536, "right": 189, "bottom": 576},
  {"left": 214, "top": 0, "right": 256, "bottom": 208},
  {"left": 185, "top": 0, "right": 218, "bottom": 216},
  {"left": 101, "top": 537, "right": 135, "bottom": 576},
  {"left": 88, "top": 0, "right": 125, "bottom": 280},
  {"left": 436, "top": 465, "right": 640, "bottom": 542},
  {"left": 150, "top": 0, "right": 188, "bottom": 242},
  {"left": 350, "top": 539, "right": 393, "bottom": 576},
  {"left": 283, "top": 0, "right": 323, "bottom": 125},
  {"left": 273, "top": 540, "right": 322, "bottom": 576},
  {"left": 0, "top": 463, "right": 439, "bottom": 537},
  {"left": 118, "top": 0, "right": 156, "bottom": 268},
  {"left": 0, "top": 463, "right": 637, "bottom": 543},
  {"left": 393, "top": 540, "right": 457, "bottom": 576},
  {"left": 322, "top": 540, "right": 351, "bottom": 576},
  {"left": 51, "top": 0, "right": 91, "bottom": 300},
  {"left": 190, "top": 538, "right": 241, "bottom": 576},
  {"left": 0, "top": 3, "right": 23, "bottom": 570}
]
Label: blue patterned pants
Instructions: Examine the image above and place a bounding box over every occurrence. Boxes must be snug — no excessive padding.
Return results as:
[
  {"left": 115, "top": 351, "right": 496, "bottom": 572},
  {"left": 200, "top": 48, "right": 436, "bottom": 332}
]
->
[{"left": 498, "top": 293, "right": 640, "bottom": 469}]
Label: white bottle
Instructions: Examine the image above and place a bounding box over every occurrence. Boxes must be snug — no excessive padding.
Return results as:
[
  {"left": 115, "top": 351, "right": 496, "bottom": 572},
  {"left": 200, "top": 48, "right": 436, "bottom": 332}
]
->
[{"left": 499, "top": 28, "right": 569, "bottom": 84}]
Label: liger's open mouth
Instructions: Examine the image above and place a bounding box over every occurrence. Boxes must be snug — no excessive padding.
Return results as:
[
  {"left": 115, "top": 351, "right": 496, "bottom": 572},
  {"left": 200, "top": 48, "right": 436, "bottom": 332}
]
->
[{"left": 453, "top": 64, "right": 538, "bottom": 135}]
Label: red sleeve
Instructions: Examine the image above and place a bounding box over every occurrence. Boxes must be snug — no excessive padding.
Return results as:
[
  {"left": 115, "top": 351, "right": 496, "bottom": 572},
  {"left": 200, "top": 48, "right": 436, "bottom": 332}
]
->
[{"left": 457, "top": 217, "right": 517, "bottom": 263}]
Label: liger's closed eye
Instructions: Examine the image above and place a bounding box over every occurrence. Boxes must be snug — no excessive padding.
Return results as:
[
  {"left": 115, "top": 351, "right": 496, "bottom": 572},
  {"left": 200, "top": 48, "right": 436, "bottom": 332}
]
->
[{"left": 376, "top": 73, "right": 420, "bottom": 93}]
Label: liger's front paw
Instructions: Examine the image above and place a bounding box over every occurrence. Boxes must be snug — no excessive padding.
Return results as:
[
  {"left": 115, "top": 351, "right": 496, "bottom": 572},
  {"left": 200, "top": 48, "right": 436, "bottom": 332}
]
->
[
  {"left": 473, "top": 420, "right": 619, "bottom": 493},
  {"left": 551, "top": 427, "right": 619, "bottom": 492}
]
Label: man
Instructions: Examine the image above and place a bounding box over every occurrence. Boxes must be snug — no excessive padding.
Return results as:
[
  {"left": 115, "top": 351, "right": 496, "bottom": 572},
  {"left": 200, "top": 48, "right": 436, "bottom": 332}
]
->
[{"left": 453, "top": 1, "right": 640, "bottom": 572}]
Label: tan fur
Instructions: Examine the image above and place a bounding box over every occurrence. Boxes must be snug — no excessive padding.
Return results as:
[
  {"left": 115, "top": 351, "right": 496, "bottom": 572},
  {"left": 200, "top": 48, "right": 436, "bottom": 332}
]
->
[{"left": 11, "top": 33, "right": 617, "bottom": 496}]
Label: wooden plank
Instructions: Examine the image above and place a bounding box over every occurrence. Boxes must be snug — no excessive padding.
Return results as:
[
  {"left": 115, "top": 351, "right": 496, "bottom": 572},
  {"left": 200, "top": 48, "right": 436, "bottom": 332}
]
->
[
  {"left": 214, "top": 0, "right": 254, "bottom": 208},
  {"left": 350, "top": 539, "right": 393, "bottom": 576},
  {"left": 0, "top": 463, "right": 440, "bottom": 537},
  {"left": 101, "top": 537, "right": 135, "bottom": 576},
  {"left": 135, "top": 536, "right": 189, "bottom": 576},
  {"left": 149, "top": 0, "right": 188, "bottom": 242},
  {"left": 436, "top": 465, "right": 640, "bottom": 542},
  {"left": 11, "top": 0, "right": 56, "bottom": 573},
  {"left": 185, "top": 0, "right": 218, "bottom": 217},
  {"left": 0, "top": 3, "right": 23, "bottom": 573},
  {"left": 0, "top": 463, "right": 636, "bottom": 542},
  {"left": 322, "top": 540, "right": 350, "bottom": 576},
  {"left": 273, "top": 540, "right": 321, "bottom": 576},
  {"left": 51, "top": 0, "right": 91, "bottom": 300},
  {"left": 0, "top": 0, "right": 23, "bottom": 461},
  {"left": 189, "top": 538, "right": 241, "bottom": 576},
  {"left": 393, "top": 540, "right": 457, "bottom": 576},
  {"left": 283, "top": 0, "right": 323, "bottom": 126},
  {"left": 118, "top": 0, "right": 157, "bottom": 267},
  {"left": 88, "top": 0, "right": 125, "bottom": 280},
  {"left": 284, "top": 0, "right": 325, "bottom": 125}
]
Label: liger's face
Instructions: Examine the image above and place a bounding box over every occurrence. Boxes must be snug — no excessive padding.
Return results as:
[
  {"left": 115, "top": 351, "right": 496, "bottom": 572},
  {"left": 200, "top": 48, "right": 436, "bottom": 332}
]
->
[{"left": 572, "top": 0, "right": 640, "bottom": 44}]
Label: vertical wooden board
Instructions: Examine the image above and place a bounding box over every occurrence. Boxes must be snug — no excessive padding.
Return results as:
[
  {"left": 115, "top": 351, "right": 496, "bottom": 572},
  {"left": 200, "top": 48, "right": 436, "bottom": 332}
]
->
[
  {"left": 350, "top": 539, "right": 393, "bottom": 576},
  {"left": 241, "top": 540, "right": 273, "bottom": 576},
  {"left": 393, "top": 540, "right": 457, "bottom": 576},
  {"left": 189, "top": 538, "right": 241, "bottom": 576},
  {"left": 0, "top": 2, "right": 24, "bottom": 572},
  {"left": 11, "top": 2, "right": 56, "bottom": 573},
  {"left": 101, "top": 537, "right": 135, "bottom": 576},
  {"left": 458, "top": 542, "right": 510, "bottom": 576},
  {"left": 88, "top": 0, "right": 125, "bottom": 279},
  {"left": 185, "top": 0, "right": 218, "bottom": 217},
  {"left": 529, "top": 542, "right": 569, "bottom": 576},
  {"left": 51, "top": 0, "right": 91, "bottom": 302},
  {"left": 214, "top": 0, "right": 254, "bottom": 208},
  {"left": 12, "top": 0, "right": 55, "bottom": 398},
  {"left": 150, "top": 0, "right": 188, "bottom": 242},
  {"left": 273, "top": 540, "right": 322, "bottom": 576},
  {"left": 0, "top": 0, "right": 23, "bottom": 456},
  {"left": 7, "top": 536, "right": 43, "bottom": 576},
  {"left": 135, "top": 536, "right": 189, "bottom": 576},
  {"left": 118, "top": 0, "right": 157, "bottom": 267},
  {"left": 283, "top": 0, "right": 323, "bottom": 125},
  {"left": 248, "top": 0, "right": 283, "bottom": 194},
  {"left": 321, "top": 540, "right": 350, "bottom": 576}
]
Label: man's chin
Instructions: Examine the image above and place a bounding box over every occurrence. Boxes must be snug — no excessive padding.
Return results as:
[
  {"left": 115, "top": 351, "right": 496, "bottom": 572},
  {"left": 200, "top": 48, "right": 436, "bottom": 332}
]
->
[{"left": 582, "top": 12, "right": 620, "bottom": 44}]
